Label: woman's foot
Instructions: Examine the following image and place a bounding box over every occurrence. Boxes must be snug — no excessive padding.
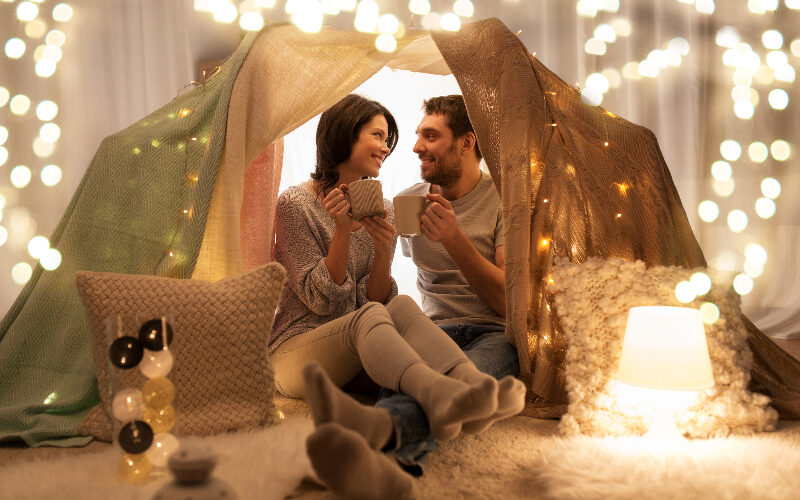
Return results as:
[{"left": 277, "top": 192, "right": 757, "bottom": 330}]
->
[
  {"left": 303, "top": 362, "right": 394, "bottom": 450},
  {"left": 306, "top": 423, "right": 416, "bottom": 500}
]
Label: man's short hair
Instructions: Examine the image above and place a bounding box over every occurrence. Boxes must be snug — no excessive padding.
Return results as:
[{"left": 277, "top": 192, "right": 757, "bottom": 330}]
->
[{"left": 422, "top": 95, "right": 482, "bottom": 160}]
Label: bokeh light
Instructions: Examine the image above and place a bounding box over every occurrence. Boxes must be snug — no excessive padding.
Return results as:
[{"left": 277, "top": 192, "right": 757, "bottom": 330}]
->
[
  {"left": 675, "top": 280, "right": 696, "bottom": 303},
  {"left": 700, "top": 302, "right": 720, "bottom": 324},
  {"left": 10, "top": 95, "right": 32, "bottom": 115},
  {"left": 748, "top": 141, "right": 768, "bottom": 162},
  {"left": 45, "top": 29, "right": 66, "bottom": 47},
  {"left": 762, "top": 29, "right": 783, "bottom": 49},
  {"left": 375, "top": 33, "right": 397, "bottom": 52},
  {"left": 52, "top": 3, "right": 73, "bottom": 22},
  {"left": 0, "top": 126, "right": 7, "bottom": 147},
  {"left": 40, "top": 164, "right": 62, "bottom": 186},
  {"left": 761, "top": 177, "right": 781, "bottom": 198},
  {"left": 17, "top": 1, "right": 39, "bottom": 22},
  {"left": 733, "top": 273, "right": 754, "bottom": 295},
  {"left": 5, "top": 38, "right": 26, "bottom": 59},
  {"left": 768, "top": 89, "right": 789, "bottom": 109},
  {"left": 713, "top": 178, "right": 735, "bottom": 196},
  {"left": 440, "top": 13, "right": 461, "bottom": 32},
  {"left": 698, "top": 200, "right": 719, "bottom": 222},
  {"left": 690, "top": 272, "right": 712, "bottom": 295},
  {"left": 770, "top": 140, "right": 791, "bottom": 161},
  {"left": 711, "top": 160, "right": 732, "bottom": 180},
  {"left": 0, "top": 87, "right": 9, "bottom": 107},
  {"left": 27, "top": 235, "right": 50, "bottom": 259},
  {"left": 720, "top": 139, "right": 742, "bottom": 161},
  {"left": 36, "top": 100, "right": 59, "bottom": 121},
  {"left": 39, "top": 123, "right": 61, "bottom": 143},
  {"left": 33, "top": 137, "right": 55, "bottom": 157},
  {"left": 11, "top": 166, "right": 33, "bottom": 188},
  {"left": 40, "top": 248, "right": 62, "bottom": 271},
  {"left": 727, "top": 209, "right": 748, "bottom": 233},
  {"left": 754, "top": 197, "right": 776, "bottom": 218},
  {"left": 408, "top": 0, "right": 431, "bottom": 15},
  {"left": 12, "top": 263, "right": 33, "bottom": 285}
]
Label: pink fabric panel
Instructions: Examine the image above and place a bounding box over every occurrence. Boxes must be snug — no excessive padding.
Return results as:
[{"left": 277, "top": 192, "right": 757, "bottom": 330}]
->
[{"left": 241, "top": 139, "right": 284, "bottom": 270}]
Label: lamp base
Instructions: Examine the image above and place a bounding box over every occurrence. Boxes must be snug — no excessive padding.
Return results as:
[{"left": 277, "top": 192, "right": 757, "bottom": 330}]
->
[{"left": 643, "top": 408, "right": 686, "bottom": 444}]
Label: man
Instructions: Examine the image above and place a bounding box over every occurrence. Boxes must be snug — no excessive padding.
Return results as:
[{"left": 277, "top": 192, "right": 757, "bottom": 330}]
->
[{"left": 303, "top": 95, "right": 524, "bottom": 500}]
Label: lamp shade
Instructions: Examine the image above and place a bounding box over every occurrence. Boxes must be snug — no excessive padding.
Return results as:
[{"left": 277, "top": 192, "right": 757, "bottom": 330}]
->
[{"left": 616, "top": 306, "right": 714, "bottom": 391}]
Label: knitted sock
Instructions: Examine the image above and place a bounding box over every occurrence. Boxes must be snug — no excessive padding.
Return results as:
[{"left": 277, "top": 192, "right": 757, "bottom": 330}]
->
[
  {"left": 462, "top": 375, "right": 527, "bottom": 434},
  {"left": 303, "top": 362, "right": 394, "bottom": 450},
  {"left": 399, "top": 362, "right": 497, "bottom": 441},
  {"left": 306, "top": 423, "right": 416, "bottom": 500}
]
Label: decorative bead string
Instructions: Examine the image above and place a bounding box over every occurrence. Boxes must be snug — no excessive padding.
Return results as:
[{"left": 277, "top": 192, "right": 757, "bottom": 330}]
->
[{"left": 109, "top": 315, "right": 179, "bottom": 484}]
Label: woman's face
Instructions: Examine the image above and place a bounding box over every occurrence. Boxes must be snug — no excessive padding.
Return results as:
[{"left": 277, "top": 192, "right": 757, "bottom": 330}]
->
[{"left": 341, "top": 114, "right": 391, "bottom": 179}]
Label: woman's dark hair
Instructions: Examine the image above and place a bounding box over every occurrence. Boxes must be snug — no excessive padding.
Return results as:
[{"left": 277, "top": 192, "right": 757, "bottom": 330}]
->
[{"left": 312, "top": 94, "right": 399, "bottom": 195}]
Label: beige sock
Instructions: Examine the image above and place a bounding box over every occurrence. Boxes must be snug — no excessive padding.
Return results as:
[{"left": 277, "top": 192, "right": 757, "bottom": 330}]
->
[
  {"left": 303, "top": 362, "right": 394, "bottom": 450},
  {"left": 306, "top": 423, "right": 416, "bottom": 500},
  {"left": 399, "top": 362, "right": 497, "bottom": 441},
  {"left": 462, "top": 375, "right": 527, "bottom": 434}
]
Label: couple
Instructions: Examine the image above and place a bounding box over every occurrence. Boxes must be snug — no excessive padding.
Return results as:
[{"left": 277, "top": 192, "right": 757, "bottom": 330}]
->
[{"left": 270, "top": 94, "right": 524, "bottom": 498}]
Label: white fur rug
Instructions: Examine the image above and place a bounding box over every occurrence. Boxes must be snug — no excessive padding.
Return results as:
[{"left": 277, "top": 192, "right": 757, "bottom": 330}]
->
[{"left": 3, "top": 400, "right": 800, "bottom": 500}]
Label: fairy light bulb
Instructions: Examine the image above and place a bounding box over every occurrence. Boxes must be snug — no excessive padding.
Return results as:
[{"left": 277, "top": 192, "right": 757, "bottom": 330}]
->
[
  {"left": 12, "top": 262, "right": 33, "bottom": 285},
  {"left": 41, "top": 164, "right": 62, "bottom": 186},
  {"left": 11, "top": 166, "right": 33, "bottom": 188}
]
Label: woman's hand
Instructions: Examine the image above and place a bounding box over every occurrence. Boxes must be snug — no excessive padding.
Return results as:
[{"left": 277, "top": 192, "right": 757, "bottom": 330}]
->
[
  {"left": 362, "top": 212, "right": 395, "bottom": 256},
  {"left": 322, "top": 184, "right": 352, "bottom": 230}
]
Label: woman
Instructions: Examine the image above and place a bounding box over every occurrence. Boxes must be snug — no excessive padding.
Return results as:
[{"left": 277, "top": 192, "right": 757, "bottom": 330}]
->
[{"left": 270, "top": 94, "right": 511, "bottom": 498}]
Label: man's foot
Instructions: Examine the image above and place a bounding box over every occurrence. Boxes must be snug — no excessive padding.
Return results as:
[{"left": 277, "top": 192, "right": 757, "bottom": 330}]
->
[
  {"left": 462, "top": 375, "right": 526, "bottom": 434},
  {"left": 399, "top": 362, "right": 498, "bottom": 441},
  {"left": 306, "top": 423, "right": 416, "bottom": 500},
  {"left": 303, "top": 362, "right": 394, "bottom": 449}
]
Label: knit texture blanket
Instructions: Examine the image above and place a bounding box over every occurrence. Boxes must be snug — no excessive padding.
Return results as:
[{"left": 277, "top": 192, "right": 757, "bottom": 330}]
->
[{"left": 0, "top": 31, "right": 258, "bottom": 447}]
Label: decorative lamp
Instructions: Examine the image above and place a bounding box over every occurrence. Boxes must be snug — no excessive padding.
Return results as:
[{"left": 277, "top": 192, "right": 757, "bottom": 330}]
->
[{"left": 615, "top": 306, "right": 714, "bottom": 441}]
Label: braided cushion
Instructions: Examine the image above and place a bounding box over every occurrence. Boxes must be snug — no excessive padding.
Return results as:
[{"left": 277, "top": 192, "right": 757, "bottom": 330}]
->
[
  {"left": 549, "top": 258, "right": 777, "bottom": 438},
  {"left": 75, "top": 263, "right": 286, "bottom": 441}
]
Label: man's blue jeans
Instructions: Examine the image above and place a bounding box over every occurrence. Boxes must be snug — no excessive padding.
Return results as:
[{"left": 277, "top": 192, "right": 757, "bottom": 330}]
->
[{"left": 375, "top": 323, "right": 519, "bottom": 475}]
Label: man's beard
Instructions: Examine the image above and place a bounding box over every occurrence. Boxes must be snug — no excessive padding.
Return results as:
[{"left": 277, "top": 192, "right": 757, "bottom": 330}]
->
[{"left": 421, "top": 142, "right": 462, "bottom": 187}]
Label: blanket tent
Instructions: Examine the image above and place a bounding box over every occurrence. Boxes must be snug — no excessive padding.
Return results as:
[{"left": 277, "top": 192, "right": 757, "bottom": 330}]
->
[{"left": 2, "top": 18, "right": 799, "bottom": 447}]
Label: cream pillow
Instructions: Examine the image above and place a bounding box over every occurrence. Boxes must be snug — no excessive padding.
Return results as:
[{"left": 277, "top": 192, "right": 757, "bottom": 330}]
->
[
  {"left": 75, "top": 263, "right": 285, "bottom": 441},
  {"left": 550, "top": 257, "right": 777, "bottom": 438}
]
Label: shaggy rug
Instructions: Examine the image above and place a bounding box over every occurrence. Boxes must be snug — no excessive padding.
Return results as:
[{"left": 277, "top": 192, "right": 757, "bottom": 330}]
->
[{"left": 3, "top": 393, "right": 800, "bottom": 500}]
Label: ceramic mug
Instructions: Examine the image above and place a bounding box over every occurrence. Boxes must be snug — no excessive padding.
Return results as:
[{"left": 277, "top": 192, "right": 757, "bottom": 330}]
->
[
  {"left": 393, "top": 195, "right": 427, "bottom": 236},
  {"left": 347, "top": 179, "right": 384, "bottom": 221}
]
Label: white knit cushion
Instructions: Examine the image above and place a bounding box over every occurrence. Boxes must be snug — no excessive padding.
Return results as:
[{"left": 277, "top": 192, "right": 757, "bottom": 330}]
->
[
  {"left": 549, "top": 257, "right": 777, "bottom": 438},
  {"left": 75, "top": 263, "right": 285, "bottom": 441}
]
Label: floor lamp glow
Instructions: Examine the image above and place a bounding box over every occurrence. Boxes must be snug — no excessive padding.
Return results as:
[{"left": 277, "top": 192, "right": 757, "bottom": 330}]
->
[{"left": 615, "top": 306, "right": 715, "bottom": 441}]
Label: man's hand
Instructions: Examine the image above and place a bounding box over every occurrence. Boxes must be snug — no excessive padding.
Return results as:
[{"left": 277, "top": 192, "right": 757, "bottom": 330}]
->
[
  {"left": 362, "top": 212, "right": 395, "bottom": 256},
  {"left": 420, "top": 193, "right": 459, "bottom": 243},
  {"left": 322, "top": 184, "right": 352, "bottom": 231}
]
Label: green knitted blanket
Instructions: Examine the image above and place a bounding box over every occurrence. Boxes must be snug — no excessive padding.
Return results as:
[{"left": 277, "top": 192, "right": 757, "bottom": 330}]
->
[{"left": 0, "top": 33, "right": 258, "bottom": 447}]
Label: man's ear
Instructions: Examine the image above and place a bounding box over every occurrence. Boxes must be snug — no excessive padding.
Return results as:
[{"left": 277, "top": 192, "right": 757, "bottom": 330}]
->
[{"left": 461, "top": 132, "right": 477, "bottom": 155}]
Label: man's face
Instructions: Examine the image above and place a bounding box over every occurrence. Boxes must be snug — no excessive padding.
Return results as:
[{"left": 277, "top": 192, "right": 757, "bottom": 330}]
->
[{"left": 412, "top": 113, "right": 462, "bottom": 187}]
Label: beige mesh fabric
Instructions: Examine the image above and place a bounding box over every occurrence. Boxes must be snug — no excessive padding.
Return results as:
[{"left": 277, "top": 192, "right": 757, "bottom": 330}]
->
[
  {"left": 193, "top": 24, "right": 427, "bottom": 282},
  {"left": 75, "top": 263, "right": 286, "bottom": 441},
  {"left": 432, "top": 18, "right": 800, "bottom": 417}
]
